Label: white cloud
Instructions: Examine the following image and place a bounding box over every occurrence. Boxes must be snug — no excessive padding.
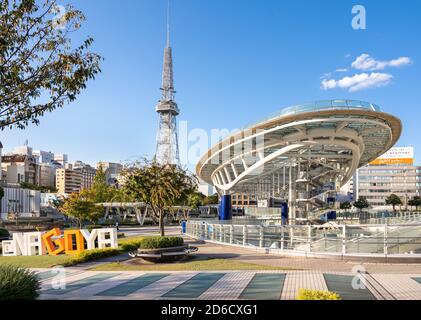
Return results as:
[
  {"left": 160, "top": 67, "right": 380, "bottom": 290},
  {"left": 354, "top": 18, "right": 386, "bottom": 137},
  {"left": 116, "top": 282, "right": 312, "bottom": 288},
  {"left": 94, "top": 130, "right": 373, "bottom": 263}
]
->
[
  {"left": 321, "top": 72, "right": 393, "bottom": 92},
  {"left": 335, "top": 68, "right": 348, "bottom": 72},
  {"left": 351, "top": 53, "right": 412, "bottom": 71}
]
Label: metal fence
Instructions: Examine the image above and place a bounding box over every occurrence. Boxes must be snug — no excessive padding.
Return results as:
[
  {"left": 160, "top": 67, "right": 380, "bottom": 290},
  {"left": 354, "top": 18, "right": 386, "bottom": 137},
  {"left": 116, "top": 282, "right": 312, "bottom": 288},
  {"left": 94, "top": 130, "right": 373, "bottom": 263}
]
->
[{"left": 186, "top": 220, "right": 421, "bottom": 256}]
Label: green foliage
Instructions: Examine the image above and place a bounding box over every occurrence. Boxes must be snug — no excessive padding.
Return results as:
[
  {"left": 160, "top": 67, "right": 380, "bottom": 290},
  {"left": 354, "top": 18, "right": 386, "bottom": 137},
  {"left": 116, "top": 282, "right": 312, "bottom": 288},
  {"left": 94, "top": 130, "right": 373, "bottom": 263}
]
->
[
  {"left": 122, "top": 159, "right": 197, "bottom": 236},
  {"left": 353, "top": 197, "right": 370, "bottom": 212},
  {"left": 0, "top": 0, "right": 102, "bottom": 130},
  {"left": 89, "top": 165, "right": 117, "bottom": 203},
  {"left": 62, "top": 248, "right": 120, "bottom": 267},
  {"left": 0, "top": 265, "right": 40, "bottom": 300},
  {"left": 119, "top": 239, "right": 144, "bottom": 252},
  {"left": 20, "top": 182, "right": 57, "bottom": 193},
  {"left": 296, "top": 289, "right": 341, "bottom": 300},
  {"left": 85, "top": 225, "right": 103, "bottom": 232},
  {"left": 187, "top": 192, "right": 205, "bottom": 209},
  {"left": 59, "top": 189, "right": 103, "bottom": 228},
  {"left": 203, "top": 194, "right": 219, "bottom": 205},
  {"left": 385, "top": 194, "right": 403, "bottom": 212},
  {"left": 138, "top": 236, "right": 184, "bottom": 249},
  {"left": 340, "top": 201, "right": 352, "bottom": 210},
  {"left": 0, "top": 228, "right": 10, "bottom": 238},
  {"left": 408, "top": 196, "right": 421, "bottom": 210}
]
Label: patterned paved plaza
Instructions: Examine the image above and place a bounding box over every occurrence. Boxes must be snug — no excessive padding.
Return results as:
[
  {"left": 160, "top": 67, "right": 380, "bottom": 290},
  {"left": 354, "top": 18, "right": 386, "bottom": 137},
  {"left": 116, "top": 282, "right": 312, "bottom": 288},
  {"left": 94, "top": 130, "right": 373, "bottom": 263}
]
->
[{"left": 35, "top": 268, "right": 421, "bottom": 300}]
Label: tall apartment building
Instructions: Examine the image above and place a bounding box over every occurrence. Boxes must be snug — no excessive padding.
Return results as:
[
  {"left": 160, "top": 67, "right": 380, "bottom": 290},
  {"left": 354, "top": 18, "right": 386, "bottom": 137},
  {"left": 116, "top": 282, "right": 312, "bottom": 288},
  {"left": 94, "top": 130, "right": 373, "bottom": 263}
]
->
[
  {"left": 73, "top": 161, "right": 96, "bottom": 190},
  {"left": 39, "top": 163, "right": 56, "bottom": 188},
  {"left": 56, "top": 167, "right": 82, "bottom": 194},
  {"left": 354, "top": 147, "right": 419, "bottom": 210}
]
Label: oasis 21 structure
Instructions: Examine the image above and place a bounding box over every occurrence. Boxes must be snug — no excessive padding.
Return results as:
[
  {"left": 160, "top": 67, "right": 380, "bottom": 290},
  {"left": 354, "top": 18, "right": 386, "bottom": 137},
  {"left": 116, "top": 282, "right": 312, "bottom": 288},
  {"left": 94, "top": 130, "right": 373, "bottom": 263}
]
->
[
  {"left": 196, "top": 101, "right": 402, "bottom": 221},
  {"left": 155, "top": 6, "right": 180, "bottom": 165}
]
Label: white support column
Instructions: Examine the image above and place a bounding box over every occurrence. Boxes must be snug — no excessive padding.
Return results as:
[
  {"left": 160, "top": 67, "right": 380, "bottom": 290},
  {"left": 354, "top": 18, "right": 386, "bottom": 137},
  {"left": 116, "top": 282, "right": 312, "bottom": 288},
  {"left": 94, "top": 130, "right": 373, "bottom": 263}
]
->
[
  {"left": 241, "top": 156, "right": 248, "bottom": 170},
  {"left": 231, "top": 163, "right": 239, "bottom": 178},
  {"left": 212, "top": 224, "right": 216, "bottom": 240},
  {"left": 219, "top": 224, "right": 223, "bottom": 242},
  {"left": 342, "top": 225, "right": 347, "bottom": 255},
  {"left": 230, "top": 225, "right": 234, "bottom": 244},
  {"left": 259, "top": 226, "right": 264, "bottom": 248},
  {"left": 223, "top": 166, "right": 232, "bottom": 183},
  {"left": 219, "top": 171, "right": 227, "bottom": 185}
]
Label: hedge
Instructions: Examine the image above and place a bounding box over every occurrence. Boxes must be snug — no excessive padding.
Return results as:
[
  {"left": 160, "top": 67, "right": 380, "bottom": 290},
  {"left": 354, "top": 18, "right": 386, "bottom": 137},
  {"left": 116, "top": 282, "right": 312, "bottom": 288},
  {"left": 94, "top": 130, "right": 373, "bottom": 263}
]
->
[
  {"left": 85, "top": 225, "right": 104, "bottom": 232},
  {"left": 138, "top": 236, "right": 184, "bottom": 249},
  {"left": 62, "top": 248, "right": 121, "bottom": 267},
  {"left": 296, "top": 289, "right": 341, "bottom": 300},
  {"left": 0, "top": 265, "right": 40, "bottom": 300},
  {"left": 0, "top": 228, "right": 9, "bottom": 238},
  {"left": 120, "top": 239, "right": 144, "bottom": 252}
]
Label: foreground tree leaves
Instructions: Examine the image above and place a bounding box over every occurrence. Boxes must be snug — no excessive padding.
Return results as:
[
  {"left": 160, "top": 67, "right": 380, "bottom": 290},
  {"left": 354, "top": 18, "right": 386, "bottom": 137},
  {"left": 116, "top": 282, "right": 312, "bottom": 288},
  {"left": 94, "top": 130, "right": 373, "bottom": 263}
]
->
[{"left": 0, "top": 0, "right": 101, "bottom": 130}]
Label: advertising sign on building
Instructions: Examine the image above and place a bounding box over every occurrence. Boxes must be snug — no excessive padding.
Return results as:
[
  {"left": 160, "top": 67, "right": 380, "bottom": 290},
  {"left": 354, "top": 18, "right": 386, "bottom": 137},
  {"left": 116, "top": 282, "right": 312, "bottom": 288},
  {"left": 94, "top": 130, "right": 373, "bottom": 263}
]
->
[{"left": 370, "top": 147, "right": 414, "bottom": 165}]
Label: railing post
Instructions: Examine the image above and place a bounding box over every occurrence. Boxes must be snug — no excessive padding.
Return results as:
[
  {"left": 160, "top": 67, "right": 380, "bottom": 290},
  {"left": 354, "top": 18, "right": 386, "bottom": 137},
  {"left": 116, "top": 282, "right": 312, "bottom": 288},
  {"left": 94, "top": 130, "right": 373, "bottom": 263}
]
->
[
  {"left": 204, "top": 223, "right": 208, "bottom": 239},
  {"left": 259, "top": 226, "right": 264, "bottom": 248},
  {"left": 342, "top": 225, "right": 347, "bottom": 255},
  {"left": 307, "top": 225, "right": 312, "bottom": 253},
  {"left": 201, "top": 222, "right": 205, "bottom": 240},
  {"left": 384, "top": 223, "right": 388, "bottom": 256},
  {"left": 281, "top": 226, "right": 284, "bottom": 250},
  {"left": 219, "top": 224, "right": 223, "bottom": 242},
  {"left": 230, "top": 225, "right": 234, "bottom": 244},
  {"left": 243, "top": 225, "right": 247, "bottom": 246},
  {"left": 212, "top": 224, "right": 216, "bottom": 241}
]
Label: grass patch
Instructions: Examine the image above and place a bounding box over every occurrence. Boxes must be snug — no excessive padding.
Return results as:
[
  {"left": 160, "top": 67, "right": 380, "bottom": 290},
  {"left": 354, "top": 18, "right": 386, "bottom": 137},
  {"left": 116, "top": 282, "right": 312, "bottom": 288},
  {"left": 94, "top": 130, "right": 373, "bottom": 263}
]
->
[
  {"left": 91, "top": 258, "right": 293, "bottom": 272},
  {"left": 0, "top": 255, "right": 71, "bottom": 268}
]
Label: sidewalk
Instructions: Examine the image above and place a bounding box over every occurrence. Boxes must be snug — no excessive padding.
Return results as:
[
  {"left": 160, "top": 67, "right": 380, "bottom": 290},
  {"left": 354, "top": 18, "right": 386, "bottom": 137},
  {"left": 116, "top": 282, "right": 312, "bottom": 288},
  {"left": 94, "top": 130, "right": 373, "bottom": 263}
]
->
[{"left": 36, "top": 268, "right": 421, "bottom": 300}]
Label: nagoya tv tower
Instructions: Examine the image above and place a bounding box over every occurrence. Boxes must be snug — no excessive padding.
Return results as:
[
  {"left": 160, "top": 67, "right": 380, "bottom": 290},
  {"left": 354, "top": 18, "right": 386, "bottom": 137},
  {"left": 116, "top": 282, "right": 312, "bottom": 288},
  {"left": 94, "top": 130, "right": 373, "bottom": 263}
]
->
[{"left": 155, "top": 1, "right": 180, "bottom": 165}]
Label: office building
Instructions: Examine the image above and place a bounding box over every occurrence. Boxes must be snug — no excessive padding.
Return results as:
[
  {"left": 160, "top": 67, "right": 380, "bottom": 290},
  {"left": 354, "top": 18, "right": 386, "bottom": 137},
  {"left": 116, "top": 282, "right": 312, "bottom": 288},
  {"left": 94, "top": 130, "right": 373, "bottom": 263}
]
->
[{"left": 355, "top": 147, "right": 419, "bottom": 210}]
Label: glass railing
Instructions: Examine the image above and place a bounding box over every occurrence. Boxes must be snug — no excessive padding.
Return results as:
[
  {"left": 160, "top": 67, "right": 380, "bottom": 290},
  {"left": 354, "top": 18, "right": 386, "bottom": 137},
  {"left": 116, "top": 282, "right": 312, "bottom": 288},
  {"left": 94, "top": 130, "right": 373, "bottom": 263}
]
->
[
  {"left": 244, "top": 99, "right": 382, "bottom": 130},
  {"left": 186, "top": 220, "right": 421, "bottom": 256}
]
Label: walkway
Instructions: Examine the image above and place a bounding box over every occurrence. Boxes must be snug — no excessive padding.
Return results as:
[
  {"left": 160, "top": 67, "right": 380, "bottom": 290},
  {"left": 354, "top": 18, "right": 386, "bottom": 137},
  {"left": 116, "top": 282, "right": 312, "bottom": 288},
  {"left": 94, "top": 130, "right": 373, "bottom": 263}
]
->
[{"left": 35, "top": 268, "right": 421, "bottom": 300}]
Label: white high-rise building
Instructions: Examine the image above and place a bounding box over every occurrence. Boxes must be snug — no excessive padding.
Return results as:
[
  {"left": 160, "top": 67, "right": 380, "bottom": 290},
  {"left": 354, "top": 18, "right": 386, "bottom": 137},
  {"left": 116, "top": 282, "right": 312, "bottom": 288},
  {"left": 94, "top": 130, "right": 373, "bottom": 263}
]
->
[
  {"left": 33, "top": 150, "right": 55, "bottom": 164},
  {"left": 54, "top": 154, "right": 68, "bottom": 166},
  {"left": 355, "top": 147, "right": 419, "bottom": 210}
]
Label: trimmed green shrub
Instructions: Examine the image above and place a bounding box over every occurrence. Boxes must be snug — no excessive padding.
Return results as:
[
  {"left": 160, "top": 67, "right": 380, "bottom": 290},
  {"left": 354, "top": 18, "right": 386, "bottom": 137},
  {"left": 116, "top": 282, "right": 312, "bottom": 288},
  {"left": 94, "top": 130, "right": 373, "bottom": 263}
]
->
[
  {"left": 138, "top": 236, "right": 184, "bottom": 249},
  {"left": 120, "top": 240, "right": 143, "bottom": 252},
  {"left": 85, "top": 225, "right": 104, "bottom": 232},
  {"left": 0, "top": 228, "right": 9, "bottom": 238},
  {"left": 296, "top": 289, "right": 341, "bottom": 300},
  {"left": 63, "top": 248, "right": 120, "bottom": 267},
  {"left": 0, "top": 265, "right": 40, "bottom": 300}
]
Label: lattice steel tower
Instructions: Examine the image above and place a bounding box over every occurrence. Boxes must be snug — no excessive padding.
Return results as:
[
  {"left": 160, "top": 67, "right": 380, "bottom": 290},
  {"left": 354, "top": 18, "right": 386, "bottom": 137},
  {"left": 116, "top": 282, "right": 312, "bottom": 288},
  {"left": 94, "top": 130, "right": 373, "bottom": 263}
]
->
[{"left": 155, "top": 3, "right": 180, "bottom": 165}]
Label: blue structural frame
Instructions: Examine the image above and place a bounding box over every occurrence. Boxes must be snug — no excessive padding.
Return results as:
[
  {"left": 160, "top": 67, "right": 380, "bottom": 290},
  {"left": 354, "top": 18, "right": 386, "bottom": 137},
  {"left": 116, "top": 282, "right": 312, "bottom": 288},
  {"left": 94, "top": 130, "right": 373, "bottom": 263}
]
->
[{"left": 219, "top": 195, "right": 232, "bottom": 221}]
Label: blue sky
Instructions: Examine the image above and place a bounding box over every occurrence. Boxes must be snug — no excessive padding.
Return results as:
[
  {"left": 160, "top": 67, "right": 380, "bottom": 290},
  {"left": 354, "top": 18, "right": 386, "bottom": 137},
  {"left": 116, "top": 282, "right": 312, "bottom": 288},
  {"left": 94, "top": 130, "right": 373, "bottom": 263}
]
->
[{"left": 1, "top": 0, "right": 420, "bottom": 168}]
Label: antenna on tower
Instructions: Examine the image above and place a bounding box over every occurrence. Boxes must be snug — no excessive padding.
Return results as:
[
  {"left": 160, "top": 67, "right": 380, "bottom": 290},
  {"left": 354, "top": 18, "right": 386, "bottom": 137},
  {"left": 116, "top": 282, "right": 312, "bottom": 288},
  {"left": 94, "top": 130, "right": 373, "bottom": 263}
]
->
[{"left": 166, "top": 0, "right": 170, "bottom": 47}]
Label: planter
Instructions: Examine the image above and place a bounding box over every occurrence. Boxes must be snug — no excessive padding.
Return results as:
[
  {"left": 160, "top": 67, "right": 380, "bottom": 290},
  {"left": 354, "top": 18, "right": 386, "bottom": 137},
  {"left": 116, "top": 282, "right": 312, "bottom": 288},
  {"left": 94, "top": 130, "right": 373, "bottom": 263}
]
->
[{"left": 128, "top": 245, "right": 198, "bottom": 263}]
